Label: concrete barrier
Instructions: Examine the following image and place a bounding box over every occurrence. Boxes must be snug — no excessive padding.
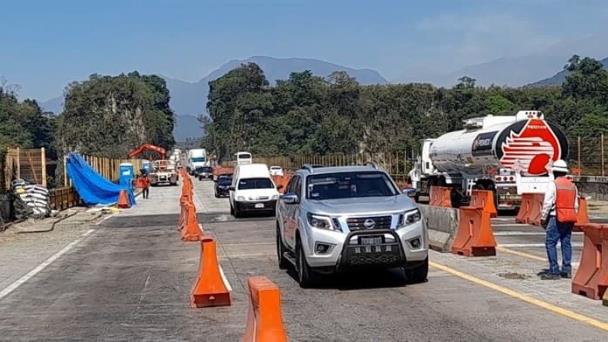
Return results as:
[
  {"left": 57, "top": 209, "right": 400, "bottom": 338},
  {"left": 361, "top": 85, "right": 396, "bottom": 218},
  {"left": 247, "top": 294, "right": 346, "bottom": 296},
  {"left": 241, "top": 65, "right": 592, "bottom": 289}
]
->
[
  {"left": 419, "top": 204, "right": 459, "bottom": 252},
  {"left": 573, "top": 176, "right": 608, "bottom": 201}
]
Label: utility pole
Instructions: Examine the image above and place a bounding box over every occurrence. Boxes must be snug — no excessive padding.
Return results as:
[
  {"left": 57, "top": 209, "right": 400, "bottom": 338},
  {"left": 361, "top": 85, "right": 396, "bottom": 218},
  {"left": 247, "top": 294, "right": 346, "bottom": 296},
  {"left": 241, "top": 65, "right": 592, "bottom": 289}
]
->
[{"left": 602, "top": 133, "right": 605, "bottom": 177}]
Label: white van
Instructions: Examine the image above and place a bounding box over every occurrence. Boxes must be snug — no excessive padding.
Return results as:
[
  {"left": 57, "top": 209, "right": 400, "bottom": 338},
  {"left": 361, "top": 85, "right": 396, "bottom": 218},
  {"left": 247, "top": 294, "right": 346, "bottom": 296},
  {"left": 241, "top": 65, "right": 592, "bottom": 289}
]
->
[
  {"left": 235, "top": 151, "right": 253, "bottom": 165},
  {"left": 229, "top": 163, "right": 279, "bottom": 217}
]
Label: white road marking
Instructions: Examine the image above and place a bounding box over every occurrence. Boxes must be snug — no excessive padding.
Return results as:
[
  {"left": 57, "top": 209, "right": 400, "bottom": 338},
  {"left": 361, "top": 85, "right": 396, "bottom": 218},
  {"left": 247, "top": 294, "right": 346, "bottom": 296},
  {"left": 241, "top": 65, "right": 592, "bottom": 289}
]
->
[
  {"left": 218, "top": 265, "right": 233, "bottom": 292},
  {"left": 0, "top": 228, "right": 96, "bottom": 301},
  {"left": 494, "top": 231, "right": 583, "bottom": 236},
  {"left": 498, "top": 243, "right": 583, "bottom": 248},
  {"left": 221, "top": 242, "right": 275, "bottom": 247},
  {"left": 492, "top": 223, "right": 532, "bottom": 227}
]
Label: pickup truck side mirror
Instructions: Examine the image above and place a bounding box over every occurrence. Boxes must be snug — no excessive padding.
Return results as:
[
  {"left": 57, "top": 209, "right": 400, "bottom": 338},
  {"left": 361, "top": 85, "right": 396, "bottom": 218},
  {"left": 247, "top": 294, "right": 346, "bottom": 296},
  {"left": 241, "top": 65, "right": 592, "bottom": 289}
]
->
[
  {"left": 229, "top": 186, "right": 236, "bottom": 191},
  {"left": 402, "top": 188, "right": 416, "bottom": 197},
  {"left": 281, "top": 193, "right": 299, "bottom": 204}
]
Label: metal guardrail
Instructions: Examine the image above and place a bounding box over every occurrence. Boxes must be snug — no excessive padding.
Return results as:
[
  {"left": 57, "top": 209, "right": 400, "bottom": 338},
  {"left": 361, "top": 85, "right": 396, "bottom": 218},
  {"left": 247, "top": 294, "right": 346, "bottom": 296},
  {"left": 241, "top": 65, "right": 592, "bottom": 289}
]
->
[{"left": 48, "top": 187, "right": 80, "bottom": 211}]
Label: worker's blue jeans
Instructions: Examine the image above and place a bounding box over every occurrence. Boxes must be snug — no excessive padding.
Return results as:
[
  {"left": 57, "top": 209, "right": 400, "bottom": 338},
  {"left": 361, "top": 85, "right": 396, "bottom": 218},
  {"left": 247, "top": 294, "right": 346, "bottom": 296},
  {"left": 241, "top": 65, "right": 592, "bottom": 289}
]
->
[{"left": 545, "top": 216, "right": 573, "bottom": 275}]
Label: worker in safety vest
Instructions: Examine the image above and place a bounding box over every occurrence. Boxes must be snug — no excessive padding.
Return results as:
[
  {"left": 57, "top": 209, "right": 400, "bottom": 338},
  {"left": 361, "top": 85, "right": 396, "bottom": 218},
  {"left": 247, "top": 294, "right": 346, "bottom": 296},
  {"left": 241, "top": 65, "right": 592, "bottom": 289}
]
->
[{"left": 539, "top": 159, "right": 578, "bottom": 280}]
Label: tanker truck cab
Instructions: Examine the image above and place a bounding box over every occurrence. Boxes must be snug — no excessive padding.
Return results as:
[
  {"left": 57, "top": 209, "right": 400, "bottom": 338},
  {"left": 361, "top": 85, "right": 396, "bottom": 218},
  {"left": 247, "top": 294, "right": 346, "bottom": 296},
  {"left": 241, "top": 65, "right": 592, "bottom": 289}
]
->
[
  {"left": 229, "top": 163, "right": 279, "bottom": 217},
  {"left": 410, "top": 110, "right": 568, "bottom": 209}
]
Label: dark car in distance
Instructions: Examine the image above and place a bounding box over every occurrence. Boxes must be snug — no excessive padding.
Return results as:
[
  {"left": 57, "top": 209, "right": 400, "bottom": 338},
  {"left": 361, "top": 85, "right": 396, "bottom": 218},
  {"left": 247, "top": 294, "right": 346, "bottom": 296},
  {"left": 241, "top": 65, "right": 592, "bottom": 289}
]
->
[
  {"left": 215, "top": 175, "right": 233, "bottom": 198},
  {"left": 195, "top": 166, "right": 214, "bottom": 180}
]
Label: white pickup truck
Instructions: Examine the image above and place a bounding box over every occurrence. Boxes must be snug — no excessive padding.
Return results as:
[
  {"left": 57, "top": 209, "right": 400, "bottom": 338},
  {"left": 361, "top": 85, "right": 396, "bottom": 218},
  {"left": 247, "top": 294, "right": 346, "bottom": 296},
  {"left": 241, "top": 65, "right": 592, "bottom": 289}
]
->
[{"left": 149, "top": 160, "right": 178, "bottom": 186}]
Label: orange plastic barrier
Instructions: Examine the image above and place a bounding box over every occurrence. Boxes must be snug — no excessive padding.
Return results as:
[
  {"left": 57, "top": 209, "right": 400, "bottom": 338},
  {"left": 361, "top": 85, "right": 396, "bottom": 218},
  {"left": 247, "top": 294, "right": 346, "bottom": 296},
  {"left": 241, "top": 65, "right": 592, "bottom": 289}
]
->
[
  {"left": 117, "top": 190, "right": 131, "bottom": 208},
  {"left": 181, "top": 202, "right": 203, "bottom": 241},
  {"left": 576, "top": 196, "right": 590, "bottom": 225},
  {"left": 177, "top": 173, "right": 194, "bottom": 231},
  {"left": 213, "top": 166, "right": 234, "bottom": 180},
  {"left": 451, "top": 207, "right": 496, "bottom": 256},
  {"left": 469, "top": 189, "right": 497, "bottom": 218},
  {"left": 429, "top": 186, "right": 452, "bottom": 208},
  {"left": 571, "top": 223, "right": 608, "bottom": 300},
  {"left": 515, "top": 193, "right": 544, "bottom": 225},
  {"left": 191, "top": 236, "right": 231, "bottom": 308},
  {"left": 243, "top": 276, "right": 288, "bottom": 342}
]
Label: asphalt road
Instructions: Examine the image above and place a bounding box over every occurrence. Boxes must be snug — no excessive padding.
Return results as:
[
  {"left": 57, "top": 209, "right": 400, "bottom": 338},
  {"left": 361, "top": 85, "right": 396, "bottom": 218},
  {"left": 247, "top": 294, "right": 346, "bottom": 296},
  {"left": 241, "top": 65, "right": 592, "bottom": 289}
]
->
[{"left": 0, "top": 179, "right": 605, "bottom": 341}]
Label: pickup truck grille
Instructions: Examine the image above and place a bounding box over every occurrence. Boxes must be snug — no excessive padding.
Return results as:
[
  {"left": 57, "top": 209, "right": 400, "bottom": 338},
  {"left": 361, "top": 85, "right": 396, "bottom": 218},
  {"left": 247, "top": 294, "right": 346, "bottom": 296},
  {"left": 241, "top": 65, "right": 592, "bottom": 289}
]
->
[{"left": 347, "top": 216, "right": 391, "bottom": 230}]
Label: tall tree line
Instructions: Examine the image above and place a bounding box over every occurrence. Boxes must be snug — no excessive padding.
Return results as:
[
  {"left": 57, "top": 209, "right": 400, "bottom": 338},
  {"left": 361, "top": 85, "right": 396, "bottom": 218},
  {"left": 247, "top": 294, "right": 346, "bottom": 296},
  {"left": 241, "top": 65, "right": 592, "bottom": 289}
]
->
[
  {"left": 57, "top": 72, "right": 175, "bottom": 158},
  {"left": 203, "top": 56, "right": 608, "bottom": 162},
  {"left": 0, "top": 86, "right": 54, "bottom": 156}
]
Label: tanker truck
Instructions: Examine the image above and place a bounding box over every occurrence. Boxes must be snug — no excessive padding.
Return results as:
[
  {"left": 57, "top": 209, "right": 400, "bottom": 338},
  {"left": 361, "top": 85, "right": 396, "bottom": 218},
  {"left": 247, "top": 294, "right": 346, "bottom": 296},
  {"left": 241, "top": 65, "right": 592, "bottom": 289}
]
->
[{"left": 409, "top": 110, "right": 569, "bottom": 209}]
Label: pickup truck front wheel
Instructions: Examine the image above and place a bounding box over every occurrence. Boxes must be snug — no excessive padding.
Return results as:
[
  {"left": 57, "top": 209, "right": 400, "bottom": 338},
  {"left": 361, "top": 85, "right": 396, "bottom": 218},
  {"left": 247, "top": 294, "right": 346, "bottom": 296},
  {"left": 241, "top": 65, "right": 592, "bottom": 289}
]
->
[
  {"left": 296, "top": 238, "right": 316, "bottom": 288},
  {"left": 405, "top": 257, "right": 428, "bottom": 284}
]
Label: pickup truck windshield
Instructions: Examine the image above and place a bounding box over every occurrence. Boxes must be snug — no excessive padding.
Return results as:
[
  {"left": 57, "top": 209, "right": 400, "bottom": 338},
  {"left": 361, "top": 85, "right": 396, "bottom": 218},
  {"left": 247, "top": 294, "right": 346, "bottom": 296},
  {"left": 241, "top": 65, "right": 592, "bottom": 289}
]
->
[
  {"left": 238, "top": 178, "right": 273, "bottom": 190},
  {"left": 307, "top": 172, "right": 398, "bottom": 200},
  {"left": 191, "top": 157, "right": 206, "bottom": 162}
]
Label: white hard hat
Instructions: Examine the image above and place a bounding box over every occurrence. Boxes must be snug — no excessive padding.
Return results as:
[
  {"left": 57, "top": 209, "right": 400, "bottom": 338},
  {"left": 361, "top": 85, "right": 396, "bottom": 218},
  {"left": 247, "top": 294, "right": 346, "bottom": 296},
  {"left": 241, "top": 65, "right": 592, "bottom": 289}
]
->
[{"left": 551, "top": 159, "right": 569, "bottom": 173}]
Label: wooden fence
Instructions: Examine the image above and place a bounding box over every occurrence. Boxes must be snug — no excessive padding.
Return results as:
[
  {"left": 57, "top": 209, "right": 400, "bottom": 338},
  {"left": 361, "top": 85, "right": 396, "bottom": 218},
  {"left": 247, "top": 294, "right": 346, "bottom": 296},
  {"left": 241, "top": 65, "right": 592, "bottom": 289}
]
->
[
  {"left": 3, "top": 148, "right": 47, "bottom": 190},
  {"left": 48, "top": 187, "right": 80, "bottom": 211},
  {"left": 572, "top": 134, "right": 606, "bottom": 176},
  {"left": 255, "top": 151, "right": 414, "bottom": 178}
]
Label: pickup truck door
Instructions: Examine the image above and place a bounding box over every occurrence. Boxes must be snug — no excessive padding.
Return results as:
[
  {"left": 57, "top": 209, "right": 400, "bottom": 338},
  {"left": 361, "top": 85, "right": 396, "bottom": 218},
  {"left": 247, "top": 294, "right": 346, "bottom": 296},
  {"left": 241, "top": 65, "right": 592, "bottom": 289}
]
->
[{"left": 284, "top": 176, "right": 302, "bottom": 248}]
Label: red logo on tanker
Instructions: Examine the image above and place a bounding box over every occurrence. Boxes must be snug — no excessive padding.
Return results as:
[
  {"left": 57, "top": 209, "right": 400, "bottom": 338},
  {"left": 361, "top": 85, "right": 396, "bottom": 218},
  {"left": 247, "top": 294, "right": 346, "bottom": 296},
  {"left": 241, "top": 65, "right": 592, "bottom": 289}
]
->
[{"left": 499, "top": 119, "right": 561, "bottom": 175}]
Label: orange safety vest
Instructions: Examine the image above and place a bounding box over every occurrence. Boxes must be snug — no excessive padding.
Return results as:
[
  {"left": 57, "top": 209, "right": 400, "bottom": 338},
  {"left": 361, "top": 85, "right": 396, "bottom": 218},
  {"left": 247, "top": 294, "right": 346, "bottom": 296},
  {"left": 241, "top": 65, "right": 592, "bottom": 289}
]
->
[{"left": 555, "top": 177, "right": 577, "bottom": 223}]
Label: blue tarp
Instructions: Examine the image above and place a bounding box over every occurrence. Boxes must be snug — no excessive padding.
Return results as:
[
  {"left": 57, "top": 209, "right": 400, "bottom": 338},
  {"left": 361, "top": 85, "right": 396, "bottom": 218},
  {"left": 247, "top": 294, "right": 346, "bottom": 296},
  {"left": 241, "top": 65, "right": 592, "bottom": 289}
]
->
[{"left": 66, "top": 153, "right": 136, "bottom": 206}]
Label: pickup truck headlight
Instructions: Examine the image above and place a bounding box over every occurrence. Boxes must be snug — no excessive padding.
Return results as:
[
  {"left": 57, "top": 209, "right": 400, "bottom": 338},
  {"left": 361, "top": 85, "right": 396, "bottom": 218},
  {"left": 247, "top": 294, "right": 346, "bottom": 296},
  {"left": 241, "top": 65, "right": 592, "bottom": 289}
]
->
[
  {"left": 271, "top": 195, "right": 279, "bottom": 200},
  {"left": 236, "top": 196, "right": 245, "bottom": 201},
  {"left": 307, "top": 213, "right": 338, "bottom": 231},
  {"left": 399, "top": 208, "right": 421, "bottom": 228}
]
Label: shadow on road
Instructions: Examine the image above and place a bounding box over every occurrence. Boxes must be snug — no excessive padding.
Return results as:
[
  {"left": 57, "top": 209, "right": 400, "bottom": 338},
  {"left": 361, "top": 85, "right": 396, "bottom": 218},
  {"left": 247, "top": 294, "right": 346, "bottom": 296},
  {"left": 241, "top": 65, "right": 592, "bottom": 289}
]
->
[{"left": 284, "top": 267, "right": 422, "bottom": 291}]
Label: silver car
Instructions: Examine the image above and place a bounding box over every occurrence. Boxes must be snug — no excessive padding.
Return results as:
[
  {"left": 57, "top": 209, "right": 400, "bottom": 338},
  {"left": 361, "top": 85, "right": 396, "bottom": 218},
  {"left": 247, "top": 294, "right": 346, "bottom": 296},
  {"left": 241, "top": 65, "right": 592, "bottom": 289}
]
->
[{"left": 276, "top": 164, "right": 428, "bottom": 287}]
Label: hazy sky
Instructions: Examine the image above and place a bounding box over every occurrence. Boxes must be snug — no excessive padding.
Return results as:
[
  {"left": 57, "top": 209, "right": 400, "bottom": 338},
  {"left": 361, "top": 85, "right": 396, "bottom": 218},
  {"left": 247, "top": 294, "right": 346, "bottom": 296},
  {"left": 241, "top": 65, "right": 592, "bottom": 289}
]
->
[{"left": 2, "top": 0, "right": 608, "bottom": 101}]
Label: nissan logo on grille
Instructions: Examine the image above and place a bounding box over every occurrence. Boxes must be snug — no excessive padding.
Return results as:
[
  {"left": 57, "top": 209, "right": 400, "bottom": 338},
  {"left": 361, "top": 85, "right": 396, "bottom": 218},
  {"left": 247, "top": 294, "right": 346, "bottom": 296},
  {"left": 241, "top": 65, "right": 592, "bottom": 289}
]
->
[{"left": 363, "top": 219, "right": 376, "bottom": 229}]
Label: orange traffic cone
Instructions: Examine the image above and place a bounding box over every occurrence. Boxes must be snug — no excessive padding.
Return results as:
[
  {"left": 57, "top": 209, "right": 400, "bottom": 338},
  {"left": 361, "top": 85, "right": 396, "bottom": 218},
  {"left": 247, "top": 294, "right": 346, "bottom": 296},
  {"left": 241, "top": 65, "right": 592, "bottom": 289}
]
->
[
  {"left": 117, "top": 190, "right": 130, "bottom": 208},
  {"left": 191, "top": 236, "right": 231, "bottom": 308}
]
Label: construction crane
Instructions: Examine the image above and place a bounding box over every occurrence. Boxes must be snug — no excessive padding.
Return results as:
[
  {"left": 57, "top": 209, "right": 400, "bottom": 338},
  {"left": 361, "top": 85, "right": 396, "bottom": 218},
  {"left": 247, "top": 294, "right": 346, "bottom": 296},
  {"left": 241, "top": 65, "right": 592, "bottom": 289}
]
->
[{"left": 127, "top": 144, "right": 166, "bottom": 160}]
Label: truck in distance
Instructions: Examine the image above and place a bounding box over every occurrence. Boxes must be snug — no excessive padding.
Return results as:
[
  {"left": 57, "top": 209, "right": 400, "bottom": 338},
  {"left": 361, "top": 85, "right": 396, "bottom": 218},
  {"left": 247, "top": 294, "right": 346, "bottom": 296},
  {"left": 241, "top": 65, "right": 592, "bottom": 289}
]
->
[
  {"left": 149, "top": 160, "right": 178, "bottom": 186},
  {"left": 187, "top": 149, "right": 208, "bottom": 174},
  {"left": 409, "top": 110, "right": 568, "bottom": 209}
]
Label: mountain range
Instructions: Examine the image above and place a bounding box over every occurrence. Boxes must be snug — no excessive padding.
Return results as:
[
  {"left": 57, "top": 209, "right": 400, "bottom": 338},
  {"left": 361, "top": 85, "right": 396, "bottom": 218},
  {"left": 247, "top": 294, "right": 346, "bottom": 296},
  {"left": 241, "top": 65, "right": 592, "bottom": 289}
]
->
[
  {"left": 37, "top": 36, "right": 608, "bottom": 141},
  {"left": 397, "top": 34, "right": 608, "bottom": 88},
  {"left": 528, "top": 57, "right": 608, "bottom": 87},
  {"left": 41, "top": 56, "right": 388, "bottom": 141}
]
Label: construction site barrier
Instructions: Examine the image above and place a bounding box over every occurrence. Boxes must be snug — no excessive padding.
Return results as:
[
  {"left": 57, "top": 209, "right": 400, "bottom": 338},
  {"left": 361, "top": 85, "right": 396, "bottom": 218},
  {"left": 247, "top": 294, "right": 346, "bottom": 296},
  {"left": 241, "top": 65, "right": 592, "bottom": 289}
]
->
[
  {"left": 515, "top": 193, "right": 544, "bottom": 225},
  {"left": 419, "top": 204, "right": 459, "bottom": 252},
  {"left": 180, "top": 202, "right": 203, "bottom": 241},
  {"left": 469, "top": 189, "right": 497, "bottom": 218},
  {"left": 243, "top": 276, "right": 288, "bottom": 342},
  {"left": 429, "top": 186, "right": 452, "bottom": 208},
  {"left": 576, "top": 196, "right": 590, "bottom": 225},
  {"left": 451, "top": 207, "right": 496, "bottom": 256},
  {"left": 571, "top": 223, "right": 608, "bottom": 300},
  {"left": 191, "top": 236, "right": 232, "bottom": 308}
]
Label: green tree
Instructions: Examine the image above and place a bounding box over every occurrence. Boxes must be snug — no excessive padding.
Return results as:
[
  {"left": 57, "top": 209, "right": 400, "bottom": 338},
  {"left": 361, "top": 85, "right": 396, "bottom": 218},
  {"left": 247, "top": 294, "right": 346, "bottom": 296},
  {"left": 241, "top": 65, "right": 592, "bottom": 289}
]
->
[{"left": 57, "top": 72, "right": 175, "bottom": 158}]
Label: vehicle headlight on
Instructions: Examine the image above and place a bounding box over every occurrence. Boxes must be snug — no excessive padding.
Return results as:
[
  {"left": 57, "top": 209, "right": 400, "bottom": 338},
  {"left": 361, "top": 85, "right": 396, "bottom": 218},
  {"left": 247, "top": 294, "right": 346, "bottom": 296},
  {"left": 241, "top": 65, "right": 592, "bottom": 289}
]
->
[
  {"left": 306, "top": 213, "right": 338, "bottom": 231},
  {"left": 399, "top": 208, "right": 421, "bottom": 228},
  {"left": 237, "top": 196, "right": 245, "bottom": 201}
]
